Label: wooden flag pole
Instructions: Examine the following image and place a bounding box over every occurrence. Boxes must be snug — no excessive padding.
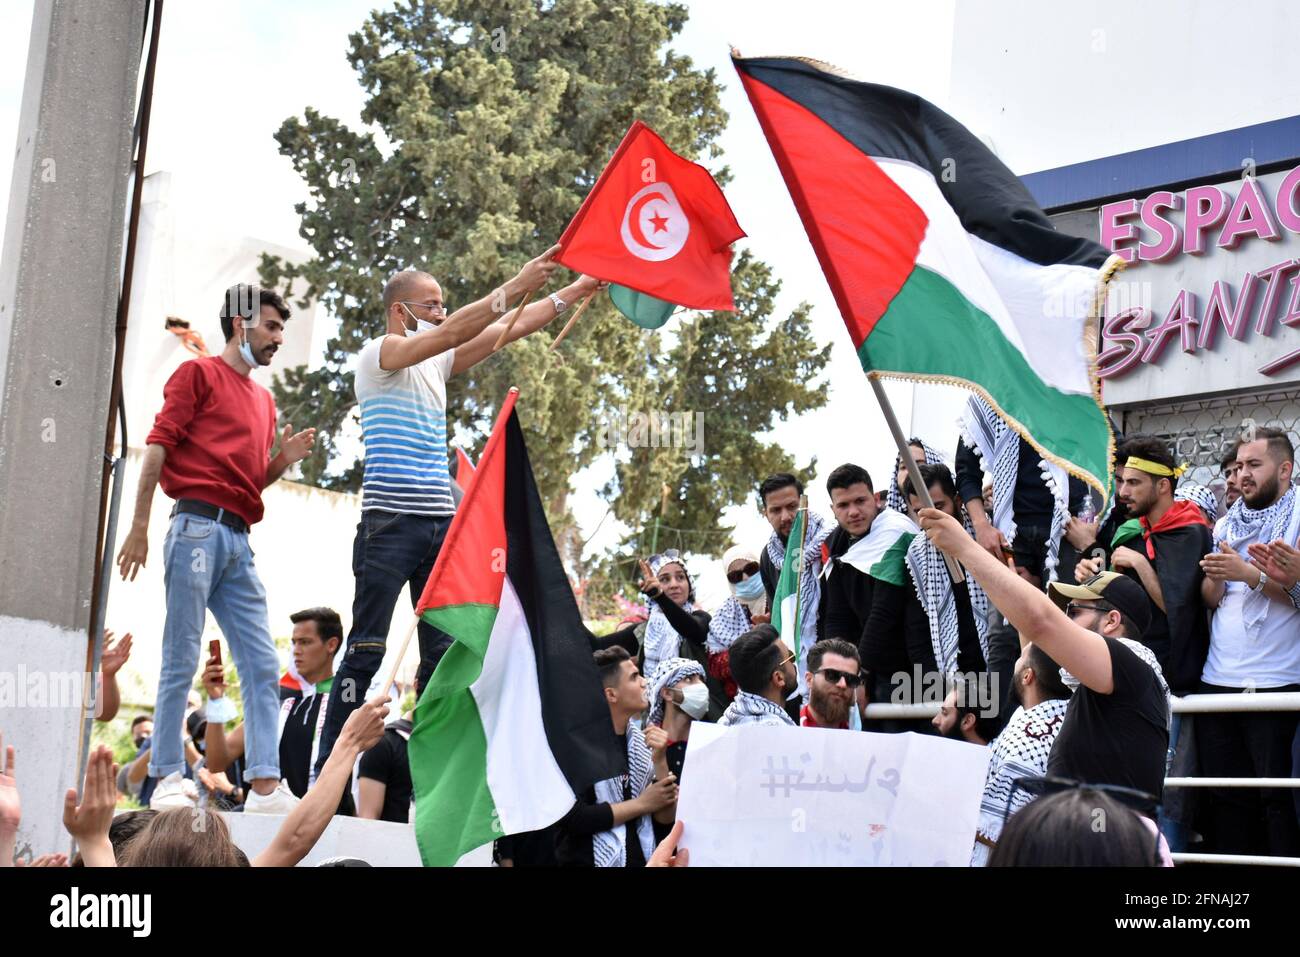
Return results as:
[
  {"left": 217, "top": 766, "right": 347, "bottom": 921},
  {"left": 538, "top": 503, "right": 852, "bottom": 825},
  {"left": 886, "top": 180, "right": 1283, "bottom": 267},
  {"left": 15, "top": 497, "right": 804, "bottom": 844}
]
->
[
  {"left": 492, "top": 289, "right": 535, "bottom": 352},
  {"left": 548, "top": 291, "right": 596, "bottom": 352},
  {"left": 379, "top": 614, "right": 421, "bottom": 701},
  {"left": 867, "top": 375, "right": 964, "bottom": 584}
]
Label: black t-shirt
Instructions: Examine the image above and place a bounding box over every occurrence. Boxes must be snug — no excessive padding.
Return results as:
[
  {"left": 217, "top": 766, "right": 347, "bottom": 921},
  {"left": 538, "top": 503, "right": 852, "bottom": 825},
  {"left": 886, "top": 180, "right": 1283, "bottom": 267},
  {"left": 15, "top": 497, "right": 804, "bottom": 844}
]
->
[
  {"left": 555, "top": 733, "right": 659, "bottom": 867},
  {"left": 1047, "top": 636, "right": 1169, "bottom": 804},
  {"left": 357, "top": 719, "right": 414, "bottom": 824}
]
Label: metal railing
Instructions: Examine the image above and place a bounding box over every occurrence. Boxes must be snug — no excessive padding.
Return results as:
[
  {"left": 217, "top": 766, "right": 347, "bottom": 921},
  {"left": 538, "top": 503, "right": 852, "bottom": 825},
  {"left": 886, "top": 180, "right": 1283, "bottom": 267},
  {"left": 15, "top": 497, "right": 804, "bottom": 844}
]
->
[{"left": 862, "top": 691, "right": 1300, "bottom": 867}]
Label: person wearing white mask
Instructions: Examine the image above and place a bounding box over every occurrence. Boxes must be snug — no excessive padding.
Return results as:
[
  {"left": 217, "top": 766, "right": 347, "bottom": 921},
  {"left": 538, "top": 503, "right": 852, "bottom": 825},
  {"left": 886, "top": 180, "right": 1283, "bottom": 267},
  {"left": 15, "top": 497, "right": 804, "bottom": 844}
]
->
[
  {"left": 644, "top": 658, "right": 709, "bottom": 795},
  {"left": 706, "top": 544, "right": 770, "bottom": 709},
  {"left": 315, "top": 251, "right": 602, "bottom": 777}
]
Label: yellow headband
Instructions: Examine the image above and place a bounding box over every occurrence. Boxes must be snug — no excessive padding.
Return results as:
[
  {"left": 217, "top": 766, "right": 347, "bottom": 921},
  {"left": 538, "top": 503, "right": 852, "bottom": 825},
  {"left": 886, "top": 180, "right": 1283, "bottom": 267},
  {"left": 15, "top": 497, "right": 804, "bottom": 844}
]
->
[{"left": 1124, "top": 456, "right": 1187, "bottom": 478}]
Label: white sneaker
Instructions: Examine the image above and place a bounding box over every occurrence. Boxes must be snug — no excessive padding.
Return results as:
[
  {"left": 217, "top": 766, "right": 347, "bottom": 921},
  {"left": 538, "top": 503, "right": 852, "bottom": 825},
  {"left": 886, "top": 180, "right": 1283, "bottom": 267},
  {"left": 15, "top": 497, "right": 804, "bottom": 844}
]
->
[
  {"left": 243, "top": 780, "right": 300, "bottom": 815},
  {"left": 149, "top": 771, "right": 199, "bottom": 809}
]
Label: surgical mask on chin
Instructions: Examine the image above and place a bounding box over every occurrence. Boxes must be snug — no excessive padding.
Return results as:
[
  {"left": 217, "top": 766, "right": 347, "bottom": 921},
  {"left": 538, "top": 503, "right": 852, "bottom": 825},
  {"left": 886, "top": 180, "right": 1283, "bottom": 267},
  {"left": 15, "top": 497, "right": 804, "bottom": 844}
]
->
[
  {"left": 403, "top": 318, "right": 438, "bottom": 337},
  {"left": 677, "top": 682, "right": 710, "bottom": 720},
  {"left": 238, "top": 338, "right": 259, "bottom": 368},
  {"left": 733, "top": 574, "right": 764, "bottom": 601}
]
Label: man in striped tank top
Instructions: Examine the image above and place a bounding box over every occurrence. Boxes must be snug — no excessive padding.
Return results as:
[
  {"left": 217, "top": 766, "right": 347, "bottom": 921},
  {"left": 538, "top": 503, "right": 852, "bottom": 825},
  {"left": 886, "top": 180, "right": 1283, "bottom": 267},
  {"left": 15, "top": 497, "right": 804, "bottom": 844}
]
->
[{"left": 315, "top": 244, "right": 601, "bottom": 771}]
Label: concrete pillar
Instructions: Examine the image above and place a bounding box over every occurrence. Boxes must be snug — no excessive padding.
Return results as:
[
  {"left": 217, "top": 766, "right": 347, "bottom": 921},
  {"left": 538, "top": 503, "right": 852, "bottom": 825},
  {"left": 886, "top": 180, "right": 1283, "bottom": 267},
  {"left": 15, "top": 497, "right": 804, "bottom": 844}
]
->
[{"left": 0, "top": 0, "right": 148, "bottom": 861}]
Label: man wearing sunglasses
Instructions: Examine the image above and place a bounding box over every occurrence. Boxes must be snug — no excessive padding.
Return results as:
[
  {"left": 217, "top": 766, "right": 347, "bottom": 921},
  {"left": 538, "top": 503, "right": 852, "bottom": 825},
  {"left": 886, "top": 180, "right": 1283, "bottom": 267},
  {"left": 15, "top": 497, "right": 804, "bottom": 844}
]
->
[
  {"left": 315, "top": 248, "right": 602, "bottom": 773},
  {"left": 801, "top": 639, "right": 863, "bottom": 729},
  {"left": 919, "top": 507, "right": 1170, "bottom": 808}
]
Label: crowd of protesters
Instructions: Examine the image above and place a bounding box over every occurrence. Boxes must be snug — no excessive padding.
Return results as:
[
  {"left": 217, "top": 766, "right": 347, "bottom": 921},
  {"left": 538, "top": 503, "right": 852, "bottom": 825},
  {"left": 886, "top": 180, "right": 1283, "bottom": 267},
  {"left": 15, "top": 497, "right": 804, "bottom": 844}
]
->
[{"left": 3, "top": 252, "right": 1297, "bottom": 868}]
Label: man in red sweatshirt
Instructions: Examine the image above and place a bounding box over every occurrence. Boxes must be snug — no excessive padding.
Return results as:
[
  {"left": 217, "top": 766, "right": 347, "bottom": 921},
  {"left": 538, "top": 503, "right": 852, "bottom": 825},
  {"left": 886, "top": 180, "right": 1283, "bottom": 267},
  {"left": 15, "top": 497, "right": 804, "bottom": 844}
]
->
[{"left": 116, "top": 284, "right": 315, "bottom": 813}]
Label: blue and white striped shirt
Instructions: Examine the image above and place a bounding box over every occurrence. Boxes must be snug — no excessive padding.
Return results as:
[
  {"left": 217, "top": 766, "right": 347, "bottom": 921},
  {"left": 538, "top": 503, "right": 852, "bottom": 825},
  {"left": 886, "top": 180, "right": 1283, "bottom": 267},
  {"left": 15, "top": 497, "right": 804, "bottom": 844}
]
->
[{"left": 355, "top": 337, "right": 456, "bottom": 517}]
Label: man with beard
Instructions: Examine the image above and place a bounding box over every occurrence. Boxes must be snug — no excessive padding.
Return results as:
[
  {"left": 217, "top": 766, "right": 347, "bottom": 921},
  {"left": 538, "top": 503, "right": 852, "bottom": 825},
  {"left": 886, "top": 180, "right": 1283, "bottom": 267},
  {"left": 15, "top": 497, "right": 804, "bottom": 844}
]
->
[
  {"left": 920, "top": 505, "right": 1169, "bottom": 806},
  {"left": 932, "top": 675, "right": 996, "bottom": 744},
  {"left": 1221, "top": 442, "right": 1243, "bottom": 509},
  {"left": 717, "top": 625, "right": 798, "bottom": 727},
  {"left": 800, "top": 640, "right": 864, "bottom": 728},
  {"left": 970, "top": 642, "right": 1071, "bottom": 865},
  {"left": 117, "top": 285, "right": 316, "bottom": 813},
  {"left": 1197, "top": 428, "right": 1300, "bottom": 857}
]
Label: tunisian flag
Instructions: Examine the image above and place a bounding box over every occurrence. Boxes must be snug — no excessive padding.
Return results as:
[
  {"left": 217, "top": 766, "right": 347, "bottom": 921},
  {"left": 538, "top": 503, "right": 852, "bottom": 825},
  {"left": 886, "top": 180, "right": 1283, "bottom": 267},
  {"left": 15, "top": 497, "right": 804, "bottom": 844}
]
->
[{"left": 556, "top": 121, "right": 745, "bottom": 312}]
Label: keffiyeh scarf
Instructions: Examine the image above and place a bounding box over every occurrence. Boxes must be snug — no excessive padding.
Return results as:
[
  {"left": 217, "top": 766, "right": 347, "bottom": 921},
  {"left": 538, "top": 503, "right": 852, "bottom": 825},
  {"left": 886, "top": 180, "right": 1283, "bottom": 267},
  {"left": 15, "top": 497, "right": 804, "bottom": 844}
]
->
[
  {"left": 1061, "top": 637, "right": 1171, "bottom": 727},
  {"left": 960, "top": 395, "right": 1070, "bottom": 582},
  {"left": 641, "top": 552, "right": 694, "bottom": 680},
  {"left": 765, "top": 511, "right": 833, "bottom": 657},
  {"left": 886, "top": 438, "right": 946, "bottom": 514},
  {"left": 646, "top": 657, "right": 705, "bottom": 726},
  {"left": 905, "top": 517, "right": 991, "bottom": 674},
  {"left": 1213, "top": 487, "right": 1300, "bottom": 638},
  {"left": 707, "top": 597, "right": 753, "bottom": 655},
  {"left": 1174, "top": 482, "right": 1218, "bottom": 524},
  {"left": 971, "top": 698, "right": 1070, "bottom": 866},
  {"left": 718, "top": 690, "right": 795, "bottom": 728},
  {"left": 592, "top": 722, "right": 657, "bottom": 867}
]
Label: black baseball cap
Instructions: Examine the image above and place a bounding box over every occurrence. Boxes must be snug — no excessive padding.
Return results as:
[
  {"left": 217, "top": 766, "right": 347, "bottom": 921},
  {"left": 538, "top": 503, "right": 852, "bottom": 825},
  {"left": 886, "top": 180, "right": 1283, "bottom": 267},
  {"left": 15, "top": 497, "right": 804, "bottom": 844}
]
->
[{"left": 1047, "top": 571, "right": 1152, "bottom": 638}]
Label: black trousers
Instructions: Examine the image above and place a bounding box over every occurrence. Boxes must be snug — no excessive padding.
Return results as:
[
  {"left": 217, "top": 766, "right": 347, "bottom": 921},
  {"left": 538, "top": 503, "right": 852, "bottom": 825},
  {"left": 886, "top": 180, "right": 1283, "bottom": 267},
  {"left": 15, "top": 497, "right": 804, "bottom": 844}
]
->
[{"left": 1196, "top": 682, "right": 1300, "bottom": 857}]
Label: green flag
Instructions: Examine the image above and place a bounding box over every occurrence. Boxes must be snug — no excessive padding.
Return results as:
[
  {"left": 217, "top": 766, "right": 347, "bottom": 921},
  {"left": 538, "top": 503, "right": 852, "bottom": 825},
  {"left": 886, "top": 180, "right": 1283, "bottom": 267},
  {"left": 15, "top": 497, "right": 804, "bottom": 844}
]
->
[
  {"left": 770, "top": 504, "right": 807, "bottom": 662},
  {"left": 608, "top": 284, "right": 677, "bottom": 329}
]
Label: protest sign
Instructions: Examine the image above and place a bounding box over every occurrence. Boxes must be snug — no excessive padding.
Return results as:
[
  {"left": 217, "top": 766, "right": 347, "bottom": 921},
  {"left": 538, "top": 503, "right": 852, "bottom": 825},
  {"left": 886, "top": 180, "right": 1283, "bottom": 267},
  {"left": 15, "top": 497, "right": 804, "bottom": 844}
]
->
[{"left": 676, "top": 722, "right": 989, "bottom": 866}]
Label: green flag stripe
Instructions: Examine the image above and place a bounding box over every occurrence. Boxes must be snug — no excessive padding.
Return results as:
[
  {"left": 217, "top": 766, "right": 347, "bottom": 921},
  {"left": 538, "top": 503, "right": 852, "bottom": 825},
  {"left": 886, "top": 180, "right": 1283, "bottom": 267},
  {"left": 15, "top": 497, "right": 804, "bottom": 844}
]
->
[{"left": 867, "top": 532, "right": 916, "bottom": 587}]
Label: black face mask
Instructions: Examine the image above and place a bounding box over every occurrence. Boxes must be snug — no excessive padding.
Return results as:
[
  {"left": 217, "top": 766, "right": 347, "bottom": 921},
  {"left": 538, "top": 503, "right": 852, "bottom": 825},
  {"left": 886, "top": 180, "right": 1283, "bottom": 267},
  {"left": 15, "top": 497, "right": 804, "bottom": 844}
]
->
[{"left": 133, "top": 736, "right": 147, "bottom": 750}]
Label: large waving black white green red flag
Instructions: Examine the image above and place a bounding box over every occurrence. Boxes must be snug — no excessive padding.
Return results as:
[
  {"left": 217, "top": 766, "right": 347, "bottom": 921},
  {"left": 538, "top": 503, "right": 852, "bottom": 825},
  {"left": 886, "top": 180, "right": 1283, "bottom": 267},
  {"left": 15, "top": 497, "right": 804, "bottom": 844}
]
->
[
  {"left": 407, "top": 389, "right": 624, "bottom": 866},
  {"left": 556, "top": 120, "right": 746, "bottom": 329},
  {"left": 733, "top": 54, "right": 1121, "bottom": 497}
]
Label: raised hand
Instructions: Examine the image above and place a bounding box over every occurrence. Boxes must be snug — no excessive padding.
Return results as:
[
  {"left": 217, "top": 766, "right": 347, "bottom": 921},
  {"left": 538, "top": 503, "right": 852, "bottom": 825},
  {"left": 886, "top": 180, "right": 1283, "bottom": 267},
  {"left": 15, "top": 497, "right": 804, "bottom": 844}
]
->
[
  {"left": 1201, "top": 541, "right": 1254, "bottom": 584},
  {"left": 63, "top": 746, "right": 118, "bottom": 866},
  {"left": 637, "top": 559, "right": 662, "bottom": 598},
  {"left": 338, "top": 697, "right": 390, "bottom": 754},
  {"left": 641, "top": 773, "right": 679, "bottom": 813},
  {"left": 0, "top": 733, "right": 19, "bottom": 845},
  {"left": 202, "top": 654, "right": 226, "bottom": 699},
  {"left": 1248, "top": 539, "right": 1300, "bottom": 589},
  {"left": 100, "top": 631, "right": 133, "bottom": 676},
  {"left": 513, "top": 244, "right": 562, "bottom": 297},
  {"left": 279, "top": 424, "right": 317, "bottom": 465},
  {"left": 644, "top": 724, "right": 670, "bottom": 756}
]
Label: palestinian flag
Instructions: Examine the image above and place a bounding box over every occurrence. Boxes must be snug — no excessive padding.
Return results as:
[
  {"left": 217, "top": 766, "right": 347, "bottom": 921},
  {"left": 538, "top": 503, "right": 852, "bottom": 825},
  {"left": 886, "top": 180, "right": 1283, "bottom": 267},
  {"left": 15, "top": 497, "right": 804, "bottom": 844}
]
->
[
  {"left": 408, "top": 389, "right": 624, "bottom": 867},
  {"left": 770, "top": 502, "right": 807, "bottom": 661},
  {"left": 557, "top": 121, "right": 746, "bottom": 330},
  {"left": 733, "top": 55, "right": 1121, "bottom": 496},
  {"left": 831, "top": 509, "right": 919, "bottom": 587}
]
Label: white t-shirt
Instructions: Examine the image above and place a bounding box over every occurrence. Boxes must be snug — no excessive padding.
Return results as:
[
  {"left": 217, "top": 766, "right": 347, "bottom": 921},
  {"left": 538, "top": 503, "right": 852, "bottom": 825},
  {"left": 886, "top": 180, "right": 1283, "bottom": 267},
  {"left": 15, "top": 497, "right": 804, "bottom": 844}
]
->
[
  {"left": 354, "top": 336, "right": 456, "bottom": 517},
  {"left": 1202, "top": 535, "right": 1300, "bottom": 688}
]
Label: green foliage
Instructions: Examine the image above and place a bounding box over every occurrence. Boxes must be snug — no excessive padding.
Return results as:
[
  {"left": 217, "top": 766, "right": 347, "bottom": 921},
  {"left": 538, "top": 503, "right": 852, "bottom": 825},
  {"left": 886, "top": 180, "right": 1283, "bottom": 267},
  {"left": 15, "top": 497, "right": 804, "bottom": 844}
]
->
[{"left": 262, "top": 0, "right": 830, "bottom": 611}]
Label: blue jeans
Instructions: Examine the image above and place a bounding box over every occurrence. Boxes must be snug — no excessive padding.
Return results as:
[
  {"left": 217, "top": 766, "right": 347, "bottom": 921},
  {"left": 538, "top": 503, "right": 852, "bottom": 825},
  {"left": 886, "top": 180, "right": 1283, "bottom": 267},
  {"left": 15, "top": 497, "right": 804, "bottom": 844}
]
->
[
  {"left": 149, "top": 512, "right": 281, "bottom": 783},
  {"left": 314, "top": 510, "right": 454, "bottom": 774}
]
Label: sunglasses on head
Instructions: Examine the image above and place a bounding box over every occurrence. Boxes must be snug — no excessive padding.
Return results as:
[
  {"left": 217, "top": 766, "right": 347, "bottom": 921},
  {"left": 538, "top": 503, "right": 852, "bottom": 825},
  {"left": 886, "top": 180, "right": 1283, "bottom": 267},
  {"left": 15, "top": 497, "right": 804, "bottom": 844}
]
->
[
  {"left": 816, "top": 667, "right": 864, "bottom": 688},
  {"left": 726, "top": 562, "right": 761, "bottom": 584}
]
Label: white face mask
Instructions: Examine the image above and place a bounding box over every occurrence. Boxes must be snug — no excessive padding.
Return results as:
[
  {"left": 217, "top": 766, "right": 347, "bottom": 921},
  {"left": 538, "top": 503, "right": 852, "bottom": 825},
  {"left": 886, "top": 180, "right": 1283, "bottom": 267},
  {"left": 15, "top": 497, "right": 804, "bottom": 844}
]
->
[
  {"left": 402, "top": 303, "right": 439, "bottom": 336},
  {"left": 677, "top": 682, "right": 710, "bottom": 720}
]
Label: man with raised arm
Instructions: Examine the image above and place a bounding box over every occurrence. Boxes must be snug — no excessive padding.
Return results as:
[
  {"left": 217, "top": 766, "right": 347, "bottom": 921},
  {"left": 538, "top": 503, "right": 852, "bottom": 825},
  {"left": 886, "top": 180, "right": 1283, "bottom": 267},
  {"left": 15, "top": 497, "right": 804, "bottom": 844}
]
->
[{"left": 314, "top": 247, "right": 602, "bottom": 772}]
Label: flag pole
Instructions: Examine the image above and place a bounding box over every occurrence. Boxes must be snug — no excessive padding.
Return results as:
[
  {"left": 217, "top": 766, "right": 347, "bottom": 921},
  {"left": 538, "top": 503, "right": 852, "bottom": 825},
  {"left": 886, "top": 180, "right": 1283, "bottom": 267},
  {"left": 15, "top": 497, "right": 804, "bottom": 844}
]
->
[
  {"left": 492, "top": 290, "right": 535, "bottom": 352},
  {"left": 867, "top": 375, "right": 963, "bottom": 583},
  {"left": 790, "top": 493, "right": 809, "bottom": 663},
  {"left": 379, "top": 615, "right": 420, "bottom": 701},
  {"left": 549, "top": 290, "right": 596, "bottom": 352}
]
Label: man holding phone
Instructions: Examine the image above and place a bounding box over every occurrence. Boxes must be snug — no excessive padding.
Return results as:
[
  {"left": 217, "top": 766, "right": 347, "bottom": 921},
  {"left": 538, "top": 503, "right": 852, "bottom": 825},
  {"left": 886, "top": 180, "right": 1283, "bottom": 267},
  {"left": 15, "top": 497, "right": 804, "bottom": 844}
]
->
[{"left": 116, "top": 284, "right": 315, "bottom": 813}]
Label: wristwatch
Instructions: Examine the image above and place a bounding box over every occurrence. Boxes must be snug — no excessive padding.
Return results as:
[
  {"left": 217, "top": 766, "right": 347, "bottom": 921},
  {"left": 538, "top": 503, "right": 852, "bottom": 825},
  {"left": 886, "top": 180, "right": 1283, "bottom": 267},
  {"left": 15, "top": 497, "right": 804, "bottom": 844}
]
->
[
  {"left": 1253, "top": 570, "right": 1270, "bottom": 593},
  {"left": 1287, "top": 579, "right": 1300, "bottom": 609},
  {"left": 548, "top": 292, "right": 568, "bottom": 314}
]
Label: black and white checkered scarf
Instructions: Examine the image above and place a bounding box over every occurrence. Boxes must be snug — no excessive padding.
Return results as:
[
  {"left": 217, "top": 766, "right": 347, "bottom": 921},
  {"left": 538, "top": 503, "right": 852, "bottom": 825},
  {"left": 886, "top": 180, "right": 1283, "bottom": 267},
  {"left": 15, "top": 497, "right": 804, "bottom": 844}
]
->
[
  {"left": 904, "top": 517, "right": 990, "bottom": 674},
  {"left": 592, "top": 722, "right": 657, "bottom": 867},
  {"left": 886, "top": 439, "right": 947, "bottom": 515},
  {"left": 707, "top": 596, "right": 753, "bottom": 655},
  {"left": 972, "top": 697, "right": 1069, "bottom": 866},
  {"left": 960, "top": 395, "right": 1070, "bottom": 582},
  {"left": 1214, "top": 487, "right": 1300, "bottom": 638},
  {"left": 717, "top": 691, "right": 796, "bottom": 728},
  {"left": 641, "top": 553, "right": 694, "bottom": 680}
]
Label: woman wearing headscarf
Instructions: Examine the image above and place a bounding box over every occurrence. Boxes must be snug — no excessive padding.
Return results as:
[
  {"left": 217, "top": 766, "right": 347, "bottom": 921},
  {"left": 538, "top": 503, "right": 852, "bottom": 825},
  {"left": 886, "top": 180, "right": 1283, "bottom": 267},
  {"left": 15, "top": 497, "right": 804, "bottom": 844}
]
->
[{"left": 705, "top": 544, "right": 768, "bottom": 708}]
